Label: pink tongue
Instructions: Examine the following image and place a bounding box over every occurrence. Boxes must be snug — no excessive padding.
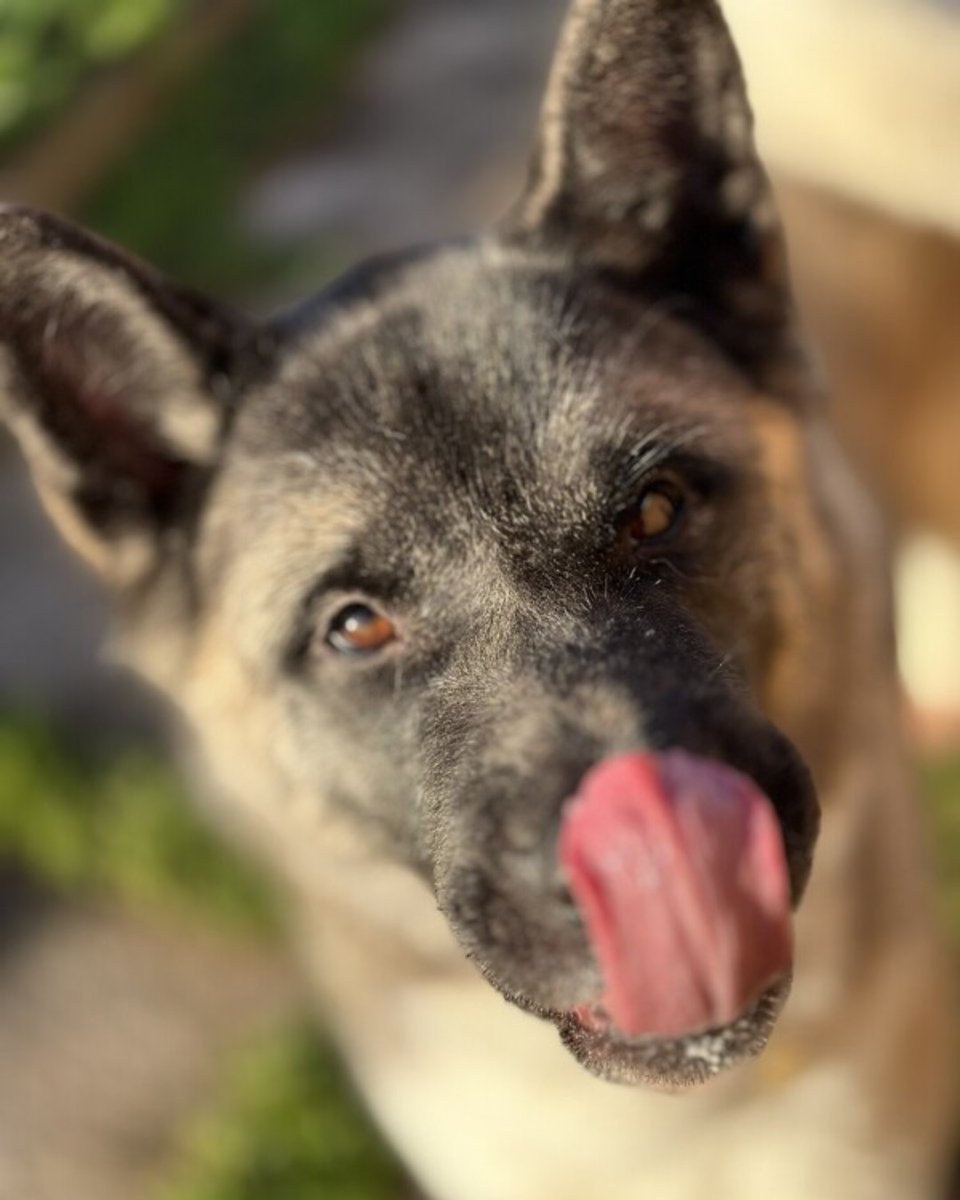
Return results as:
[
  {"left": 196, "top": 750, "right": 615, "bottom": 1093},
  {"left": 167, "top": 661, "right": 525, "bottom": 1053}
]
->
[{"left": 559, "top": 751, "right": 792, "bottom": 1040}]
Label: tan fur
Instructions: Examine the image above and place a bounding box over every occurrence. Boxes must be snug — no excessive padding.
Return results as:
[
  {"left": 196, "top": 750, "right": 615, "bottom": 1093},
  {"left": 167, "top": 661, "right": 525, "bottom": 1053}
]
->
[
  {"left": 777, "top": 183, "right": 960, "bottom": 546},
  {"left": 771, "top": 180, "right": 960, "bottom": 729},
  {"left": 719, "top": 0, "right": 960, "bottom": 722}
]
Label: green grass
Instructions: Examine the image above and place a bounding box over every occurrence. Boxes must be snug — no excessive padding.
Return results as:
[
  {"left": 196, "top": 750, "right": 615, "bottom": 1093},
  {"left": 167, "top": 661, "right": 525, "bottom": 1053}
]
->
[
  {"left": 0, "top": 718, "right": 277, "bottom": 934},
  {"left": 160, "top": 1025, "right": 404, "bottom": 1200}
]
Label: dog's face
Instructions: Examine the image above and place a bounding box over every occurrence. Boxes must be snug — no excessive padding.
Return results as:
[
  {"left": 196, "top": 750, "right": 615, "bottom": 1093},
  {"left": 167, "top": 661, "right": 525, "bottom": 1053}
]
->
[{"left": 1, "top": 0, "right": 854, "bottom": 1086}]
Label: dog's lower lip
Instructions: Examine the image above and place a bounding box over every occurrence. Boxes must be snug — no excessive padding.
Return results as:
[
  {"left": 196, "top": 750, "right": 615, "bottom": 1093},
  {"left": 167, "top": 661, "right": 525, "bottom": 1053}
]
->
[
  {"left": 565, "top": 982, "right": 787, "bottom": 1044},
  {"left": 552, "top": 977, "right": 793, "bottom": 1087}
]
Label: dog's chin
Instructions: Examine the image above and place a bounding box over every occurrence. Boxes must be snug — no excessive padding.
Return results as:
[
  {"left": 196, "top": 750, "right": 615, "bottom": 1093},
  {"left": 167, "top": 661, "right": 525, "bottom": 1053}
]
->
[
  {"left": 476, "top": 952, "right": 793, "bottom": 1088},
  {"left": 552, "top": 976, "right": 793, "bottom": 1088}
]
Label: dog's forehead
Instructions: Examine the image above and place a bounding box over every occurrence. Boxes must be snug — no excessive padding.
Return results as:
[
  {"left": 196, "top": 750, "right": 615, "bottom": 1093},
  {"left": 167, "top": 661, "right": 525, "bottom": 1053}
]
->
[
  {"left": 201, "top": 245, "right": 760, "bottom": 632},
  {"left": 243, "top": 244, "right": 752, "bottom": 470},
  {"left": 196, "top": 243, "right": 772, "bottom": 657}
]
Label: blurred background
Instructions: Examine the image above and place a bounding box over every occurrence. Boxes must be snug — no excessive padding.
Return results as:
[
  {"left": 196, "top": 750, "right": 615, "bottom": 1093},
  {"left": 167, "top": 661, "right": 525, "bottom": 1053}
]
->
[{"left": 0, "top": 1, "right": 958, "bottom": 1197}]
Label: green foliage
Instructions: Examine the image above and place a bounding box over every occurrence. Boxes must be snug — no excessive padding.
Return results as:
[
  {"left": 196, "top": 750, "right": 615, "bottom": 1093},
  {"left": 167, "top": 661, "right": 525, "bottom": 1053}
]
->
[
  {"left": 160, "top": 1024, "right": 403, "bottom": 1200},
  {"left": 0, "top": 0, "right": 184, "bottom": 144},
  {"left": 83, "top": 0, "right": 389, "bottom": 295},
  {"left": 0, "top": 719, "right": 277, "bottom": 933}
]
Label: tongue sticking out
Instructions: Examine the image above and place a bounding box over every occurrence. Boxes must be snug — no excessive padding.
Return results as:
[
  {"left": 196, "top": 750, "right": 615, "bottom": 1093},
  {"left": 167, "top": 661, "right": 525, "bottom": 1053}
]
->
[{"left": 559, "top": 751, "right": 792, "bottom": 1041}]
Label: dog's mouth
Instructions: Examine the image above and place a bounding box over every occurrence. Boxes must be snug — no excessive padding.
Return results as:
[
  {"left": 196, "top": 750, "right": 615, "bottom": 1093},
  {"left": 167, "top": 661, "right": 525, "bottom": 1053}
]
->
[
  {"left": 552, "top": 749, "right": 795, "bottom": 1084},
  {"left": 441, "top": 745, "right": 808, "bottom": 1085},
  {"left": 553, "top": 975, "right": 791, "bottom": 1087}
]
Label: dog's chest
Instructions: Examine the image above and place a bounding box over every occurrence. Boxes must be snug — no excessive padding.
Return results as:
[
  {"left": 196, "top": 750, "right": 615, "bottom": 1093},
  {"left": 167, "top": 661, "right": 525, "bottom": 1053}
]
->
[
  {"left": 289, "top": 846, "right": 915, "bottom": 1200},
  {"left": 316, "top": 959, "right": 907, "bottom": 1200}
]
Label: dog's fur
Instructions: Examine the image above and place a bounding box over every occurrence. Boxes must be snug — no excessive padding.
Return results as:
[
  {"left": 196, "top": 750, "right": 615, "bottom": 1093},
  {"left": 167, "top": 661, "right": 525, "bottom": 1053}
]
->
[
  {"left": 1, "top": 1, "right": 957, "bottom": 1196},
  {"left": 722, "top": 0, "right": 960, "bottom": 650},
  {"left": 722, "top": 0, "right": 960, "bottom": 732},
  {"left": 779, "top": 183, "right": 960, "bottom": 549}
]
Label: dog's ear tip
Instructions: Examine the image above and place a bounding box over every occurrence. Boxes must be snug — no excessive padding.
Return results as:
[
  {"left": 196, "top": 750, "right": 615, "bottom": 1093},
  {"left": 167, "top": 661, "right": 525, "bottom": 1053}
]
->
[
  {"left": 0, "top": 203, "right": 42, "bottom": 246},
  {"left": 0, "top": 200, "right": 39, "bottom": 221},
  {"left": 0, "top": 202, "right": 77, "bottom": 236},
  {"left": 0, "top": 204, "right": 92, "bottom": 264},
  {"left": 0, "top": 206, "right": 150, "bottom": 284}
]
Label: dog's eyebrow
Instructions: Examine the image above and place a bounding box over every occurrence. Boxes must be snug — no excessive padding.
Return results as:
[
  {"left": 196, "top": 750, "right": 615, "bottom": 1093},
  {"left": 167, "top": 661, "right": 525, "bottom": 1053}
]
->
[{"left": 603, "top": 432, "right": 737, "bottom": 513}]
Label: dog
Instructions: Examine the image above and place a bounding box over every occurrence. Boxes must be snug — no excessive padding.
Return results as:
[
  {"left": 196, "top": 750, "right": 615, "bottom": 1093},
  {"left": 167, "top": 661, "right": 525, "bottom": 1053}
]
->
[{"left": 1, "top": 1, "right": 957, "bottom": 1196}]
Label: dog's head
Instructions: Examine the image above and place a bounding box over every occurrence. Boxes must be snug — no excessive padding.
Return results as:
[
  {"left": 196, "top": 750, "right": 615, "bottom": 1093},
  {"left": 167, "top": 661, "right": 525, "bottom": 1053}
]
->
[{"left": 2, "top": 0, "right": 866, "bottom": 1086}]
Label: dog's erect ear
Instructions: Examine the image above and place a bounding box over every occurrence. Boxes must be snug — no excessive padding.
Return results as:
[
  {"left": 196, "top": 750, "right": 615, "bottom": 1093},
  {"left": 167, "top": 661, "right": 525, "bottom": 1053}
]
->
[
  {"left": 504, "top": 0, "right": 796, "bottom": 379},
  {"left": 0, "top": 206, "right": 271, "bottom": 585}
]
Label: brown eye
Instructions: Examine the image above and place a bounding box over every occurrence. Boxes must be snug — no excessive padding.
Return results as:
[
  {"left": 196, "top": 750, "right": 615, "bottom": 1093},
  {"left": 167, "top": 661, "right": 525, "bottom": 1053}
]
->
[
  {"left": 626, "top": 483, "right": 684, "bottom": 542},
  {"left": 326, "top": 604, "right": 397, "bottom": 656}
]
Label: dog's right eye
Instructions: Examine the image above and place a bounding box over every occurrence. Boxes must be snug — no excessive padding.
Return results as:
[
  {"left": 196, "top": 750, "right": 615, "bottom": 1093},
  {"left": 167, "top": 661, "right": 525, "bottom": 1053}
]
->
[{"left": 325, "top": 603, "right": 398, "bottom": 657}]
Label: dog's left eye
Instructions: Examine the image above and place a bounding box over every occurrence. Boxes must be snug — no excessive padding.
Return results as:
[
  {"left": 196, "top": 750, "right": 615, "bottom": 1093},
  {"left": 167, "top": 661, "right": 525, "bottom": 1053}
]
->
[
  {"left": 326, "top": 604, "right": 398, "bottom": 656},
  {"left": 625, "top": 481, "right": 685, "bottom": 543}
]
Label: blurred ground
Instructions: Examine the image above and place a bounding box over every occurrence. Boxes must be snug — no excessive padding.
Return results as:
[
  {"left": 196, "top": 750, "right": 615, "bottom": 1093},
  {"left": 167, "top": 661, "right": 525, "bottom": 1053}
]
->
[{"left": 0, "top": 871, "right": 300, "bottom": 1200}]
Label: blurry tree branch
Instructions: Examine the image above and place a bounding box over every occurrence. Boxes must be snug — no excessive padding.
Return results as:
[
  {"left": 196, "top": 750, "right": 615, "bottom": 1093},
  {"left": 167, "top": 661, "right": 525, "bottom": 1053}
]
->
[{"left": 0, "top": 0, "right": 256, "bottom": 213}]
